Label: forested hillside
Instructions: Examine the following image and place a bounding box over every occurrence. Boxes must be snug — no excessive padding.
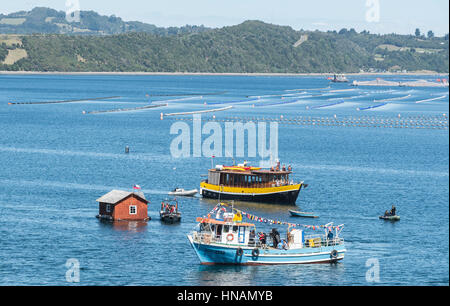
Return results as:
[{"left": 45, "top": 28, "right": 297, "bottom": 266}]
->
[{"left": 1, "top": 12, "right": 448, "bottom": 73}]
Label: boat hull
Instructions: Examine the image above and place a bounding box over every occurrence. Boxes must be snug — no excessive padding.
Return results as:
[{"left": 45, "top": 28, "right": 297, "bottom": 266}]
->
[
  {"left": 160, "top": 212, "right": 181, "bottom": 223},
  {"left": 187, "top": 235, "right": 345, "bottom": 265},
  {"left": 289, "top": 210, "right": 318, "bottom": 218},
  {"left": 200, "top": 183, "right": 302, "bottom": 205},
  {"left": 168, "top": 189, "right": 198, "bottom": 197},
  {"left": 379, "top": 215, "right": 400, "bottom": 221}
]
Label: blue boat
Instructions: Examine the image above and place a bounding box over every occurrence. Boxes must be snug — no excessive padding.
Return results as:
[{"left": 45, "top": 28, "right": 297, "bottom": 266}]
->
[
  {"left": 187, "top": 204, "right": 346, "bottom": 265},
  {"left": 289, "top": 210, "right": 318, "bottom": 218}
]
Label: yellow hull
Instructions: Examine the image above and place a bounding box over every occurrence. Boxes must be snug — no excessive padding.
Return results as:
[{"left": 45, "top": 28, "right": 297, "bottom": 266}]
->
[{"left": 200, "top": 182, "right": 303, "bottom": 204}]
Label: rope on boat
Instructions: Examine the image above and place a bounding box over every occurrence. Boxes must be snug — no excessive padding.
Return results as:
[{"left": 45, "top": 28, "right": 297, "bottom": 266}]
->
[
  {"left": 8, "top": 96, "right": 121, "bottom": 105},
  {"left": 84, "top": 103, "right": 167, "bottom": 114}
]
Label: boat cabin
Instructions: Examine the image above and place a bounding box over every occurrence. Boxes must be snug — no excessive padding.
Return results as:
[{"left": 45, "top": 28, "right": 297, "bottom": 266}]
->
[
  {"left": 196, "top": 216, "right": 256, "bottom": 246},
  {"left": 207, "top": 167, "right": 293, "bottom": 188}
]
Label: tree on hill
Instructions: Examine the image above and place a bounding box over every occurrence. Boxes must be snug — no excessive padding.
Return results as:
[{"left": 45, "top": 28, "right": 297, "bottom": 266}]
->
[{"left": 415, "top": 28, "right": 421, "bottom": 37}]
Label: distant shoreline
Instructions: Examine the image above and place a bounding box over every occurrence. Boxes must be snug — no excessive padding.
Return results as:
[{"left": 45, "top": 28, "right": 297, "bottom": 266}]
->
[{"left": 0, "top": 71, "right": 447, "bottom": 76}]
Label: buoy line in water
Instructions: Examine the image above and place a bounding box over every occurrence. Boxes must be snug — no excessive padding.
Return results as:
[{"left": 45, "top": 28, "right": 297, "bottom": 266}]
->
[
  {"left": 357, "top": 103, "right": 388, "bottom": 111},
  {"left": 151, "top": 96, "right": 201, "bottom": 104},
  {"left": 8, "top": 96, "right": 121, "bottom": 105},
  {"left": 163, "top": 106, "right": 233, "bottom": 116},
  {"left": 373, "top": 94, "right": 411, "bottom": 103},
  {"left": 148, "top": 91, "right": 227, "bottom": 97},
  {"left": 207, "top": 98, "right": 259, "bottom": 105},
  {"left": 307, "top": 101, "right": 345, "bottom": 109},
  {"left": 167, "top": 114, "right": 448, "bottom": 130},
  {"left": 415, "top": 95, "right": 448, "bottom": 104},
  {"left": 83, "top": 103, "right": 167, "bottom": 114},
  {"left": 284, "top": 86, "right": 331, "bottom": 92}
]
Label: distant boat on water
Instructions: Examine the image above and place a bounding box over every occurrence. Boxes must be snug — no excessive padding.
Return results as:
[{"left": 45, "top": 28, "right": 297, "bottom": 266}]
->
[
  {"left": 330, "top": 74, "right": 349, "bottom": 83},
  {"left": 289, "top": 210, "right": 318, "bottom": 218}
]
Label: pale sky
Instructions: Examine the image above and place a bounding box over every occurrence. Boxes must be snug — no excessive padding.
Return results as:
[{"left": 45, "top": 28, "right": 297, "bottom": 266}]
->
[{"left": 2, "top": 0, "right": 449, "bottom": 36}]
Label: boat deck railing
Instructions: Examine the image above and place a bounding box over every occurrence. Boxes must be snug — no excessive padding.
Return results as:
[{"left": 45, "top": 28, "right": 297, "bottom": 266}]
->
[
  {"left": 304, "top": 234, "right": 344, "bottom": 248},
  {"left": 192, "top": 231, "right": 344, "bottom": 248},
  {"left": 192, "top": 231, "right": 223, "bottom": 244}
]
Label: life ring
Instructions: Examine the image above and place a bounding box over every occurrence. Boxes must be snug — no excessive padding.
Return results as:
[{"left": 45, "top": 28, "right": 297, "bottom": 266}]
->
[
  {"left": 227, "top": 233, "right": 234, "bottom": 241},
  {"left": 251, "top": 248, "right": 260, "bottom": 259},
  {"left": 330, "top": 250, "right": 338, "bottom": 259},
  {"left": 236, "top": 248, "right": 243, "bottom": 257}
]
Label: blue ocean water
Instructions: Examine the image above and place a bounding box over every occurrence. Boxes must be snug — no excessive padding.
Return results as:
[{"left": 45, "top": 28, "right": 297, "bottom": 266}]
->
[{"left": 0, "top": 74, "right": 448, "bottom": 286}]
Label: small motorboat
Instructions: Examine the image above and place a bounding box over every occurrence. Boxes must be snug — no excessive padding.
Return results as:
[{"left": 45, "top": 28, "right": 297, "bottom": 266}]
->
[
  {"left": 289, "top": 210, "right": 318, "bottom": 218},
  {"left": 379, "top": 215, "right": 400, "bottom": 221},
  {"left": 160, "top": 199, "right": 181, "bottom": 224},
  {"left": 168, "top": 188, "right": 198, "bottom": 197}
]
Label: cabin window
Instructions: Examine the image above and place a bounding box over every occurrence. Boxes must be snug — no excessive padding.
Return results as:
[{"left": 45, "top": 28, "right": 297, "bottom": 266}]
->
[
  {"left": 106, "top": 204, "right": 111, "bottom": 213},
  {"left": 232, "top": 225, "right": 238, "bottom": 233},
  {"left": 129, "top": 205, "right": 137, "bottom": 215},
  {"left": 224, "top": 225, "right": 230, "bottom": 233}
]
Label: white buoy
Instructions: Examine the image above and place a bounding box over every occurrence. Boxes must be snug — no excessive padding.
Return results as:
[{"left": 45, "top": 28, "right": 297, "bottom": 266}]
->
[{"left": 160, "top": 112, "right": 164, "bottom": 120}]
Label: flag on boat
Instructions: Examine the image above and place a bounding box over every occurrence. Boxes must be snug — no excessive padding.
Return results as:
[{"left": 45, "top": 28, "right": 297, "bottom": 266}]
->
[{"left": 133, "top": 184, "right": 141, "bottom": 190}]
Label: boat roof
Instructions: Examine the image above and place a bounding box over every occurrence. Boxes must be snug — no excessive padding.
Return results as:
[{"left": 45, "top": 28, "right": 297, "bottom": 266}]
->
[
  {"left": 196, "top": 217, "right": 255, "bottom": 227},
  {"left": 209, "top": 169, "right": 292, "bottom": 175}
]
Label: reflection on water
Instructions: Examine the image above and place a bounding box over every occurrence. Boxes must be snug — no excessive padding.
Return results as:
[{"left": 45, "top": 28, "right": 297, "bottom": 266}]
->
[
  {"left": 98, "top": 219, "right": 148, "bottom": 233},
  {"left": 190, "top": 262, "right": 346, "bottom": 286}
]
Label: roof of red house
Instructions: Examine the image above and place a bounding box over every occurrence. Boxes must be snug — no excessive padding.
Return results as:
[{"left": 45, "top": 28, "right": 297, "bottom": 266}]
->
[{"left": 96, "top": 190, "right": 148, "bottom": 204}]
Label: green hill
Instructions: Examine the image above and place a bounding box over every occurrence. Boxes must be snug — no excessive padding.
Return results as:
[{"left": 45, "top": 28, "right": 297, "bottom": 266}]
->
[
  {"left": 0, "top": 7, "right": 209, "bottom": 35},
  {"left": 1, "top": 14, "right": 448, "bottom": 73}
]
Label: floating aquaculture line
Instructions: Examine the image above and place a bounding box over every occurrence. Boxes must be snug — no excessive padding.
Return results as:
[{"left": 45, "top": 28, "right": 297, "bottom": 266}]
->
[
  {"left": 415, "top": 95, "right": 448, "bottom": 104},
  {"left": 374, "top": 94, "right": 411, "bottom": 103},
  {"left": 164, "top": 106, "right": 233, "bottom": 116},
  {"left": 167, "top": 114, "right": 448, "bottom": 130},
  {"left": 284, "top": 86, "right": 331, "bottom": 92},
  {"left": 253, "top": 97, "right": 311, "bottom": 107},
  {"left": 84, "top": 103, "right": 167, "bottom": 114},
  {"left": 357, "top": 103, "right": 388, "bottom": 111},
  {"left": 207, "top": 98, "right": 261, "bottom": 105},
  {"left": 8, "top": 96, "right": 121, "bottom": 105},
  {"left": 308, "top": 101, "right": 345, "bottom": 109},
  {"left": 151, "top": 96, "right": 201, "bottom": 104},
  {"left": 329, "top": 88, "right": 356, "bottom": 93},
  {"left": 149, "top": 91, "right": 227, "bottom": 97}
]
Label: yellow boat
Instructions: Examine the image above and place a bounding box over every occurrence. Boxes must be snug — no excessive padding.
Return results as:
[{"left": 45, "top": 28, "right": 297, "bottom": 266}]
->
[{"left": 200, "top": 162, "right": 306, "bottom": 205}]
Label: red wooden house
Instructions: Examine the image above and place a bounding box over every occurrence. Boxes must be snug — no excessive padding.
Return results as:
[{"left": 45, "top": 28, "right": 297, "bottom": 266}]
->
[{"left": 96, "top": 190, "right": 149, "bottom": 221}]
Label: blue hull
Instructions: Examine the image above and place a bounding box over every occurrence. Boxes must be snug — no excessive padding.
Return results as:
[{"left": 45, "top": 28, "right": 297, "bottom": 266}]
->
[{"left": 187, "top": 235, "right": 346, "bottom": 265}]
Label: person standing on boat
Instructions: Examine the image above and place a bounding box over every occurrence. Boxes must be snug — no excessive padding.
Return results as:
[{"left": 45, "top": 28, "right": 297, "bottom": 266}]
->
[
  {"left": 249, "top": 229, "right": 256, "bottom": 246},
  {"left": 327, "top": 229, "right": 334, "bottom": 241},
  {"left": 271, "top": 228, "right": 280, "bottom": 248},
  {"left": 258, "top": 232, "right": 266, "bottom": 247},
  {"left": 390, "top": 205, "right": 397, "bottom": 216}
]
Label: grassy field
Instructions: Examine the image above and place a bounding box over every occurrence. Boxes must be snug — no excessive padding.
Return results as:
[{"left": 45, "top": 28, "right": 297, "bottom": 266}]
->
[
  {"left": 0, "top": 34, "right": 23, "bottom": 47},
  {"left": 2, "top": 48, "right": 28, "bottom": 65},
  {"left": 0, "top": 18, "right": 26, "bottom": 25}
]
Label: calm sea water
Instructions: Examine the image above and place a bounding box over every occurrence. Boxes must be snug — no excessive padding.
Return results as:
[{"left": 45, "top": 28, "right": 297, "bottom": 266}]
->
[{"left": 0, "top": 74, "right": 448, "bottom": 286}]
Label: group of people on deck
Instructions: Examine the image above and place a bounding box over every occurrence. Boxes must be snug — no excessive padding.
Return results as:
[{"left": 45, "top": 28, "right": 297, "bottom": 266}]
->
[
  {"left": 162, "top": 202, "right": 177, "bottom": 214},
  {"left": 384, "top": 205, "right": 397, "bottom": 217}
]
